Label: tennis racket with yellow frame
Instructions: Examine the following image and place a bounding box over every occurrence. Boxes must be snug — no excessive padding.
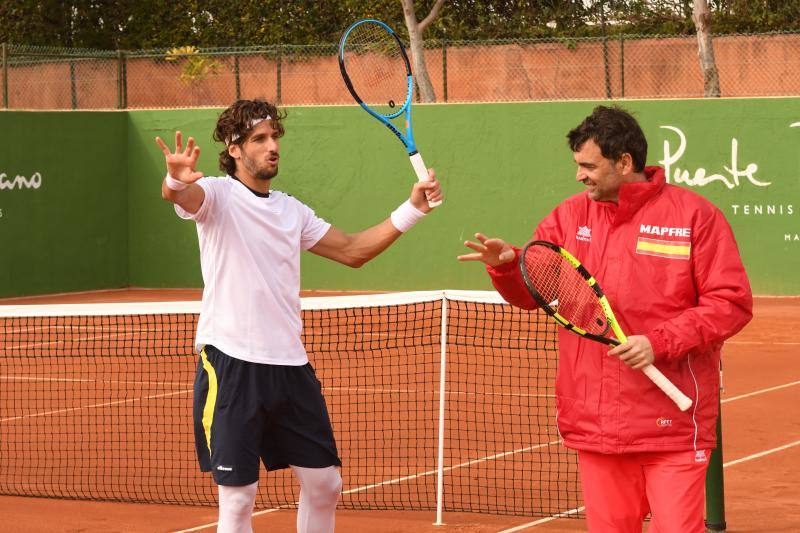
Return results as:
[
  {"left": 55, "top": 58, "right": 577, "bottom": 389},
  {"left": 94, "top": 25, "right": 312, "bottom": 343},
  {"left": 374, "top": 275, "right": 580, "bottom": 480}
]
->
[{"left": 519, "top": 240, "right": 693, "bottom": 412}]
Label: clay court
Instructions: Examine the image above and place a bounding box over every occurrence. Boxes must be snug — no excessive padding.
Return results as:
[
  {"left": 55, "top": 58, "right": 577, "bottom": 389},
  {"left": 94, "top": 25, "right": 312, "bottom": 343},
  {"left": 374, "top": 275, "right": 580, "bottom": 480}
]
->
[{"left": 0, "top": 290, "right": 797, "bottom": 532}]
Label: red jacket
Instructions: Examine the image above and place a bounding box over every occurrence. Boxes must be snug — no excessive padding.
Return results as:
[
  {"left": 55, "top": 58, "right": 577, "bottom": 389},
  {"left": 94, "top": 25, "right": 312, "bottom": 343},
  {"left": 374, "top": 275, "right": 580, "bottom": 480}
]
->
[{"left": 488, "top": 167, "right": 752, "bottom": 453}]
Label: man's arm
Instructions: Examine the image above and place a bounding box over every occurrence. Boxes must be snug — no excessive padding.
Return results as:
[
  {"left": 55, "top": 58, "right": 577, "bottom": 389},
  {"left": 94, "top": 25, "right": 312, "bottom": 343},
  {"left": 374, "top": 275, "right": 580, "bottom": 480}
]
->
[
  {"left": 458, "top": 233, "right": 537, "bottom": 309},
  {"left": 309, "top": 170, "right": 442, "bottom": 267},
  {"left": 644, "top": 209, "right": 753, "bottom": 361},
  {"left": 156, "top": 131, "right": 205, "bottom": 214}
]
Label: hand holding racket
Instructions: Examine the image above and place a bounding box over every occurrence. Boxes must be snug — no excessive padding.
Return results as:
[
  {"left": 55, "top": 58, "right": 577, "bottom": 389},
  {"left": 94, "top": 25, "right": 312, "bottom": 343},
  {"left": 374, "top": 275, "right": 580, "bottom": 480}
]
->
[
  {"left": 519, "top": 240, "right": 692, "bottom": 411},
  {"left": 338, "top": 19, "right": 441, "bottom": 208}
]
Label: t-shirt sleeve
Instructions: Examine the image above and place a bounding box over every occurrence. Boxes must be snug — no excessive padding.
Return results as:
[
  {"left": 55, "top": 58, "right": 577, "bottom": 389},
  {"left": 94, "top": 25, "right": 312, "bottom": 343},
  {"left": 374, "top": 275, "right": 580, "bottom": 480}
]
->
[
  {"left": 298, "top": 201, "right": 332, "bottom": 250},
  {"left": 174, "top": 177, "right": 218, "bottom": 223}
]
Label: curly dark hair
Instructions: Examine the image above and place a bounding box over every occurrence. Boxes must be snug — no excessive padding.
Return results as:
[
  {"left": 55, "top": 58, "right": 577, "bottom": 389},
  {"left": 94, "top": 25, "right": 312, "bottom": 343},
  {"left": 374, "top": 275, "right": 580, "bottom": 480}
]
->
[
  {"left": 213, "top": 99, "right": 286, "bottom": 176},
  {"left": 567, "top": 105, "right": 648, "bottom": 172}
]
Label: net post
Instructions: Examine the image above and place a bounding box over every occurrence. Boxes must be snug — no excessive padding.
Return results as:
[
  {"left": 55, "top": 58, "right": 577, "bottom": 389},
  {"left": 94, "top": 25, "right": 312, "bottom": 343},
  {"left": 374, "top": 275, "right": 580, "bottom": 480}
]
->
[
  {"left": 705, "top": 366, "right": 727, "bottom": 532},
  {"left": 434, "top": 291, "right": 448, "bottom": 525}
]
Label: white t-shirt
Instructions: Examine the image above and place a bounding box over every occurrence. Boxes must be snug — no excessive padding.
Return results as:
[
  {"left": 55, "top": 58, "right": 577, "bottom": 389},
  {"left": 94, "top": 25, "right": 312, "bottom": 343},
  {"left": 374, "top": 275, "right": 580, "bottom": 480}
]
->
[{"left": 175, "top": 176, "right": 331, "bottom": 365}]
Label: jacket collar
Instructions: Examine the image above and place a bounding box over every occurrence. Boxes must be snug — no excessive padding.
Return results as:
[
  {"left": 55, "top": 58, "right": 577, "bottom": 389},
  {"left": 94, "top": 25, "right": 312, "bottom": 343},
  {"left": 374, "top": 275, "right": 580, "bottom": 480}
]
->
[{"left": 600, "top": 166, "right": 665, "bottom": 225}]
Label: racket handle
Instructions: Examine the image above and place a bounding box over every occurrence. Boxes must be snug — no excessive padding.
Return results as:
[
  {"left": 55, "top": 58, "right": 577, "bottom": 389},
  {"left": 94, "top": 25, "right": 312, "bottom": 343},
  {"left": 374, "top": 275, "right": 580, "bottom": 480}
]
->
[
  {"left": 641, "top": 364, "right": 694, "bottom": 412},
  {"left": 409, "top": 152, "right": 442, "bottom": 208}
]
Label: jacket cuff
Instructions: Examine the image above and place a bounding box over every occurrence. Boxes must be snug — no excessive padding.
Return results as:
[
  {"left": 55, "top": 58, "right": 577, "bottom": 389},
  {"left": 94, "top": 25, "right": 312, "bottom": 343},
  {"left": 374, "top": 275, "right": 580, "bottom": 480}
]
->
[
  {"left": 645, "top": 329, "right": 670, "bottom": 361},
  {"left": 486, "top": 259, "right": 518, "bottom": 276}
]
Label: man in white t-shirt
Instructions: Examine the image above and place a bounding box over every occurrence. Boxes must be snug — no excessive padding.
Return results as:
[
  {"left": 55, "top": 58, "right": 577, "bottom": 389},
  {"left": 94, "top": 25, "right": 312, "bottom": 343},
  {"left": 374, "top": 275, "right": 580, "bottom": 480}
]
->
[{"left": 156, "top": 99, "right": 442, "bottom": 533}]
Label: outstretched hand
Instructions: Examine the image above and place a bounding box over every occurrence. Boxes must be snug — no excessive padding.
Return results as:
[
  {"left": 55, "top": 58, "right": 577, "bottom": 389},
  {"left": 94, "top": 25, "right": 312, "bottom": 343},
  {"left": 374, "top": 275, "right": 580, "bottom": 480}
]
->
[
  {"left": 155, "top": 131, "right": 204, "bottom": 185},
  {"left": 457, "top": 233, "right": 516, "bottom": 267}
]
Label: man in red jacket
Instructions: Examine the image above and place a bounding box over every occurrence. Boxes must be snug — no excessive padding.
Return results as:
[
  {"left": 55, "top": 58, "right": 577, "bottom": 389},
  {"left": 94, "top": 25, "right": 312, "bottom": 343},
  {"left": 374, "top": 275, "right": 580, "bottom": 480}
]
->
[{"left": 458, "top": 106, "right": 752, "bottom": 532}]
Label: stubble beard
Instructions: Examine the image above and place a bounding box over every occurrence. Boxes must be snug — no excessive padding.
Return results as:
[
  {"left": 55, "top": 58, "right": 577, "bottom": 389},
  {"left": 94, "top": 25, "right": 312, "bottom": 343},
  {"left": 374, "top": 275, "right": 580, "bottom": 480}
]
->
[{"left": 242, "top": 152, "right": 278, "bottom": 181}]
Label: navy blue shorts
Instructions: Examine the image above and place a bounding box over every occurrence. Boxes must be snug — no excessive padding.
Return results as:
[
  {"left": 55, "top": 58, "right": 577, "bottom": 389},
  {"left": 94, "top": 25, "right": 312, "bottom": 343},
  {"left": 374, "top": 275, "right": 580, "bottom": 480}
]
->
[{"left": 193, "top": 345, "right": 341, "bottom": 486}]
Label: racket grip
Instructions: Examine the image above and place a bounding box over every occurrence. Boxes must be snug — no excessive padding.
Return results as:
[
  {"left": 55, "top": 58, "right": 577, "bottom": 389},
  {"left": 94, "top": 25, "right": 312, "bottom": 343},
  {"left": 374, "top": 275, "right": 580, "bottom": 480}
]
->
[
  {"left": 409, "top": 152, "right": 442, "bottom": 208},
  {"left": 641, "top": 364, "right": 693, "bottom": 412}
]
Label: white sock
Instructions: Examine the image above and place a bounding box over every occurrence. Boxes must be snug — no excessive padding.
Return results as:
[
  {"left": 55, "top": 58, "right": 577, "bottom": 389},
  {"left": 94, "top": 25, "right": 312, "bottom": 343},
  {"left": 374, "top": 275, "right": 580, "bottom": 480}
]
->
[
  {"left": 291, "top": 466, "right": 342, "bottom": 533},
  {"left": 217, "top": 481, "right": 258, "bottom": 533}
]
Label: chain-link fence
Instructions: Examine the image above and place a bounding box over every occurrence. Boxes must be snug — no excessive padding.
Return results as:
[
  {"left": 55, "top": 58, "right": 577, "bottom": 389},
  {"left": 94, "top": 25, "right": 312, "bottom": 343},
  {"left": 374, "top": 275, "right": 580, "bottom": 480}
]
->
[{"left": 2, "top": 31, "right": 799, "bottom": 110}]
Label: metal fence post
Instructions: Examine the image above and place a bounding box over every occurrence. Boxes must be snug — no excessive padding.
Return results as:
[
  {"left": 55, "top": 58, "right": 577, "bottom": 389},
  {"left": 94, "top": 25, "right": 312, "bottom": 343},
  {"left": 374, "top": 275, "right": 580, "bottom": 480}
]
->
[
  {"left": 619, "top": 34, "right": 625, "bottom": 98},
  {"left": 234, "top": 54, "right": 241, "bottom": 100},
  {"left": 70, "top": 60, "right": 77, "bottom": 109},
  {"left": 442, "top": 40, "right": 448, "bottom": 103},
  {"left": 2, "top": 43, "right": 8, "bottom": 109},
  {"left": 276, "top": 45, "right": 282, "bottom": 105},
  {"left": 602, "top": 36, "right": 611, "bottom": 98},
  {"left": 117, "top": 50, "right": 127, "bottom": 109}
]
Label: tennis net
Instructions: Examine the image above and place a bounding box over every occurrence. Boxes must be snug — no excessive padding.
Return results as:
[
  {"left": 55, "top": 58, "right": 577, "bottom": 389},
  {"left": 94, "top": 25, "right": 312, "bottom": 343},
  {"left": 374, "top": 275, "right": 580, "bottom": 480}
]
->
[{"left": 0, "top": 290, "right": 580, "bottom": 517}]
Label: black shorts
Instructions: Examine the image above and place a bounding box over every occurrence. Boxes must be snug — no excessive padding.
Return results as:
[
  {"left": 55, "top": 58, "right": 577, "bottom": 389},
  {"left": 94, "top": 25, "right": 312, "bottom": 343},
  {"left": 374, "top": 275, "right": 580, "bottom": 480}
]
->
[{"left": 193, "top": 344, "right": 341, "bottom": 486}]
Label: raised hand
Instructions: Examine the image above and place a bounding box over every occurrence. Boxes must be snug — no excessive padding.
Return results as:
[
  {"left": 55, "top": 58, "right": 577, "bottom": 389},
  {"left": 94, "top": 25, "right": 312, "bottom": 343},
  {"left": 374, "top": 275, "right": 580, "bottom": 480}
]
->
[
  {"left": 155, "top": 131, "right": 204, "bottom": 185},
  {"left": 457, "top": 233, "right": 516, "bottom": 267}
]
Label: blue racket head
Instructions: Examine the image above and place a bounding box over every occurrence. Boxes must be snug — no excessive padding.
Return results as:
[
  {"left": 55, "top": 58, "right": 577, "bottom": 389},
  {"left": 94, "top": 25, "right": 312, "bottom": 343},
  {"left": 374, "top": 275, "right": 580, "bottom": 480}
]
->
[{"left": 338, "top": 19, "right": 415, "bottom": 148}]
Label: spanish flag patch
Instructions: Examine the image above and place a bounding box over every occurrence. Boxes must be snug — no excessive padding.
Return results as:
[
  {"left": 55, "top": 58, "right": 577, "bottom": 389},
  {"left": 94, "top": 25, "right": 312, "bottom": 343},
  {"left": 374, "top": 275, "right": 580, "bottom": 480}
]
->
[{"left": 636, "top": 237, "right": 691, "bottom": 260}]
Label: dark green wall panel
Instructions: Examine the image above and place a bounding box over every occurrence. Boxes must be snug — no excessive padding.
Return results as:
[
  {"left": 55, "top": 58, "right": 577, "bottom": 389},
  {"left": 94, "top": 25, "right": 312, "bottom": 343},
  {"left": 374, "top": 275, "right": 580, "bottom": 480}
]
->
[
  {"left": 2, "top": 99, "right": 799, "bottom": 297},
  {"left": 0, "top": 111, "right": 128, "bottom": 297}
]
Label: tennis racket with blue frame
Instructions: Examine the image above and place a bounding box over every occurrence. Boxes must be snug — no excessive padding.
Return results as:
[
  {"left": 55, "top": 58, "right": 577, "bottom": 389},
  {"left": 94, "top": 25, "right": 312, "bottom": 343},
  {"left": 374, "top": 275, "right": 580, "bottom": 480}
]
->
[
  {"left": 338, "top": 19, "right": 441, "bottom": 207},
  {"left": 520, "top": 240, "right": 693, "bottom": 412}
]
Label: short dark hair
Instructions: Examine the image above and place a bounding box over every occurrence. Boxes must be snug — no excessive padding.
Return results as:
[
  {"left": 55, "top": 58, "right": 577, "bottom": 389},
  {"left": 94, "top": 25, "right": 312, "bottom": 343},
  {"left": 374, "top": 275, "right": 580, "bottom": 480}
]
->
[
  {"left": 214, "top": 99, "right": 286, "bottom": 176},
  {"left": 567, "top": 105, "right": 647, "bottom": 172}
]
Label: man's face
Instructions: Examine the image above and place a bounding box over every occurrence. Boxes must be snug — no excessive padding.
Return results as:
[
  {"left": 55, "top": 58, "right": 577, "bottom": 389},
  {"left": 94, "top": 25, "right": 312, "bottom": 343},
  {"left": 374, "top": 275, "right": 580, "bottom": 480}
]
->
[
  {"left": 573, "top": 138, "right": 626, "bottom": 203},
  {"left": 234, "top": 120, "right": 281, "bottom": 181}
]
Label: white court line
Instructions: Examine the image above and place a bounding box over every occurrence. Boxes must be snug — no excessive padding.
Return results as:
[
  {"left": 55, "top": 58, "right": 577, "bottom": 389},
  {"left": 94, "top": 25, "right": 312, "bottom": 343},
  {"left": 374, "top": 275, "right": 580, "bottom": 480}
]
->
[
  {"left": 722, "top": 380, "right": 800, "bottom": 403},
  {"left": 497, "top": 506, "right": 585, "bottom": 533},
  {"left": 324, "top": 385, "right": 552, "bottom": 399},
  {"left": 0, "top": 389, "right": 191, "bottom": 423},
  {"left": 727, "top": 340, "right": 800, "bottom": 345},
  {"left": 496, "top": 378, "right": 800, "bottom": 531},
  {"left": 723, "top": 440, "right": 800, "bottom": 467},
  {"left": 0, "top": 375, "right": 190, "bottom": 387},
  {"left": 172, "top": 440, "right": 563, "bottom": 532},
  {"left": 10, "top": 331, "right": 141, "bottom": 350}
]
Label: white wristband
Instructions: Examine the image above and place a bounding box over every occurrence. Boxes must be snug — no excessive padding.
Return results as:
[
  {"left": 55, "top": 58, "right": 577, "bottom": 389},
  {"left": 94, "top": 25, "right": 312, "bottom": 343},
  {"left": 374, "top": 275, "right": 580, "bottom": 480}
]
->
[
  {"left": 390, "top": 199, "right": 426, "bottom": 233},
  {"left": 165, "top": 174, "right": 188, "bottom": 191}
]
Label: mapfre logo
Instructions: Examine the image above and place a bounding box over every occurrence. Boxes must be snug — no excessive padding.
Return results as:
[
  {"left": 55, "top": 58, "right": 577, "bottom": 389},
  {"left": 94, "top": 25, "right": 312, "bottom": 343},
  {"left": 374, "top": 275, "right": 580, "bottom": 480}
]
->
[
  {"left": 656, "top": 417, "right": 672, "bottom": 427},
  {"left": 575, "top": 225, "right": 592, "bottom": 242}
]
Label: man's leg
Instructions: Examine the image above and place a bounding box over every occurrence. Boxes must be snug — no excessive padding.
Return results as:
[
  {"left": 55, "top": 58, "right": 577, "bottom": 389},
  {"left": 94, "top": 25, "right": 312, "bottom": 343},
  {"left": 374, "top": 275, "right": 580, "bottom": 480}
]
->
[
  {"left": 217, "top": 481, "right": 258, "bottom": 533},
  {"left": 578, "top": 450, "right": 650, "bottom": 532},
  {"left": 291, "top": 465, "right": 342, "bottom": 533},
  {"left": 643, "top": 450, "right": 709, "bottom": 533}
]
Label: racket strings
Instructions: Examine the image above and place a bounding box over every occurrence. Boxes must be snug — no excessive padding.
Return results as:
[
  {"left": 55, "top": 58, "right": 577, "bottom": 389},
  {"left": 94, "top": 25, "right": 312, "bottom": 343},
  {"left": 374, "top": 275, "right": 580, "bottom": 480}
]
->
[
  {"left": 522, "top": 247, "right": 609, "bottom": 335},
  {"left": 341, "top": 23, "right": 409, "bottom": 115}
]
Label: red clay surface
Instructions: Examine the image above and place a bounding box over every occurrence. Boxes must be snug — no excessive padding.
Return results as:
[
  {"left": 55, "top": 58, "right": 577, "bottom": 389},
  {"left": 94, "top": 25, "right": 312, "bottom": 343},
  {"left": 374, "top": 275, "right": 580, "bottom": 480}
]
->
[{"left": 0, "top": 290, "right": 797, "bottom": 532}]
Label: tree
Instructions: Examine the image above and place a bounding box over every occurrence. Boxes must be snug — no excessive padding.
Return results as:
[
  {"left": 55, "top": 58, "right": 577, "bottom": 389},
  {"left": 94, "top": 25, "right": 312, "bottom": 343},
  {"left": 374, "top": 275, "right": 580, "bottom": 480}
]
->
[
  {"left": 692, "top": 0, "right": 721, "bottom": 97},
  {"left": 399, "top": 0, "right": 445, "bottom": 103}
]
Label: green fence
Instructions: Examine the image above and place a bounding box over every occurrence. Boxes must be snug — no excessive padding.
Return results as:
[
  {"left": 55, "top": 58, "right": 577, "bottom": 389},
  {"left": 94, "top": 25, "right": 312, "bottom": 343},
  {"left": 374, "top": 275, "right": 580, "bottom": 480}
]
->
[{"left": 1, "top": 98, "right": 799, "bottom": 298}]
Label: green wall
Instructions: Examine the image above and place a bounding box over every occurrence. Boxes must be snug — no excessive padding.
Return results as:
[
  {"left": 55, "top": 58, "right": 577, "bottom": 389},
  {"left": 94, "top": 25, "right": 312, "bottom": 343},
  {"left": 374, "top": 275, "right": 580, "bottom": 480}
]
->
[
  {"left": 0, "top": 111, "right": 128, "bottom": 297},
  {"left": 2, "top": 99, "right": 799, "bottom": 297}
]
